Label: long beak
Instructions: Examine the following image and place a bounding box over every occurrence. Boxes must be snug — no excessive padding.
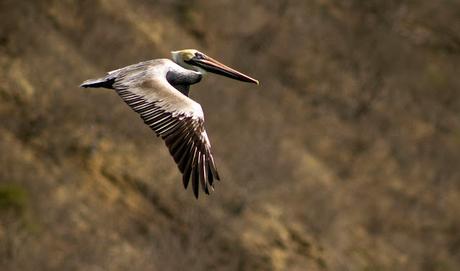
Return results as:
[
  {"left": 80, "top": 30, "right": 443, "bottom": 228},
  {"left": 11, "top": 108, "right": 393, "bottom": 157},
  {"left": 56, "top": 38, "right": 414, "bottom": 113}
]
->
[{"left": 191, "top": 55, "right": 259, "bottom": 85}]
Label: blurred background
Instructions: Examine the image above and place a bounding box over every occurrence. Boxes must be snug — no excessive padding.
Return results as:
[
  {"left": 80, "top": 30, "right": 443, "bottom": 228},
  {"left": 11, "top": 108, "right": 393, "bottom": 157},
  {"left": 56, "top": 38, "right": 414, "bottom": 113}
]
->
[{"left": 1, "top": 0, "right": 460, "bottom": 270}]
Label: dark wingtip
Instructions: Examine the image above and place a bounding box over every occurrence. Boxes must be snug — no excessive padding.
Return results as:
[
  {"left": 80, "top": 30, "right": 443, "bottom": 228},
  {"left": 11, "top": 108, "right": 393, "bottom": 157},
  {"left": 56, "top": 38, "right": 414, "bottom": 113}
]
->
[
  {"left": 193, "top": 189, "right": 199, "bottom": 199},
  {"left": 192, "top": 168, "right": 199, "bottom": 199},
  {"left": 183, "top": 174, "right": 190, "bottom": 190}
]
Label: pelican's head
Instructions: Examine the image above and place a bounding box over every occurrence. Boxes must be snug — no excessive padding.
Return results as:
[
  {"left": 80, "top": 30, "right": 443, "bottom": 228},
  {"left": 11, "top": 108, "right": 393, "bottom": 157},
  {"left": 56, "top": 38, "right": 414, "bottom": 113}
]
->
[{"left": 171, "top": 49, "right": 259, "bottom": 85}]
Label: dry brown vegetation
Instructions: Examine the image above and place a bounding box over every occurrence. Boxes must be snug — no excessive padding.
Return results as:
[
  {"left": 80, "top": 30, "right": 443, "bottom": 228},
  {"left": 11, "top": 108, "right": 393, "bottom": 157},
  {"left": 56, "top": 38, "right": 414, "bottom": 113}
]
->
[{"left": 1, "top": 0, "right": 460, "bottom": 270}]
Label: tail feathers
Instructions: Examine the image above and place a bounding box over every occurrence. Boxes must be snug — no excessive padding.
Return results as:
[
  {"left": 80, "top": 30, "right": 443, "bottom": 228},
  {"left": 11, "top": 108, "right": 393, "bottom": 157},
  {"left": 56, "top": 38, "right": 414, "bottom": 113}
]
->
[{"left": 80, "top": 77, "right": 115, "bottom": 89}]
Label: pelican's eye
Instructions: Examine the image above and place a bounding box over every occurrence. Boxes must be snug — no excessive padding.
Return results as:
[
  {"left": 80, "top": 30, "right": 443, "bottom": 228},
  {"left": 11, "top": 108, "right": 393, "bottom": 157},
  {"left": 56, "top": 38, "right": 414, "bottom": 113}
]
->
[{"left": 194, "top": 52, "right": 205, "bottom": 59}]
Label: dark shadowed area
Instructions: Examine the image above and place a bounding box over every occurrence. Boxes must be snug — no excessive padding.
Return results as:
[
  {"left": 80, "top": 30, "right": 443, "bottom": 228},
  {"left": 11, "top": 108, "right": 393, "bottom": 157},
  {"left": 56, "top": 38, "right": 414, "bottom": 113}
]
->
[{"left": 1, "top": 0, "right": 460, "bottom": 270}]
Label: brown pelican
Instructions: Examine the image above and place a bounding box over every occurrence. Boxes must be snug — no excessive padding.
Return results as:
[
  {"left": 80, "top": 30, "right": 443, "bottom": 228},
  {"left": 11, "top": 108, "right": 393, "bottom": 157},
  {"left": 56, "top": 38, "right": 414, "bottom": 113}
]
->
[{"left": 80, "top": 49, "right": 258, "bottom": 198}]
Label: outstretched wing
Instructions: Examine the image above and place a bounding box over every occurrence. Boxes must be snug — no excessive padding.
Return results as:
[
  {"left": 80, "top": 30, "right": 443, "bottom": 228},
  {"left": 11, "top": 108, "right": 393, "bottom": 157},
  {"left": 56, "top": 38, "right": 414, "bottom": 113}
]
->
[{"left": 110, "top": 61, "right": 219, "bottom": 198}]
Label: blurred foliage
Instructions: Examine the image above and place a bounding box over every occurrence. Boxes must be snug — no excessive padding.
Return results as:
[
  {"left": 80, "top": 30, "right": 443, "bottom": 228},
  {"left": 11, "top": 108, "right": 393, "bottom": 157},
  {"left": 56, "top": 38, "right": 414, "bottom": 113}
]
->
[{"left": 0, "top": 185, "right": 27, "bottom": 214}]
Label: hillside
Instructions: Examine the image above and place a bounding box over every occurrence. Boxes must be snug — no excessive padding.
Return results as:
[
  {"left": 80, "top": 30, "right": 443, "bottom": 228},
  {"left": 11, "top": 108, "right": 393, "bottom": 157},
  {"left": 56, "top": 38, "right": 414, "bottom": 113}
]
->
[{"left": 1, "top": 1, "right": 460, "bottom": 270}]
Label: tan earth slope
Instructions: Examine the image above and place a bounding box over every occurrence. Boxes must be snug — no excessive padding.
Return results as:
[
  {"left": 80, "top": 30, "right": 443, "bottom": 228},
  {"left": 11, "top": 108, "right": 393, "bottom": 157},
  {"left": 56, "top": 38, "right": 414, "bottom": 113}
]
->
[{"left": 1, "top": 1, "right": 460, "bottom": 270}]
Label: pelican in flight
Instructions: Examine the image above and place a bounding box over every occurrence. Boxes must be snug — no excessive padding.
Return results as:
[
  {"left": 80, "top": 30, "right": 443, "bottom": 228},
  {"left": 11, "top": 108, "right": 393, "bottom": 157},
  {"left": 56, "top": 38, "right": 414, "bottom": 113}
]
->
[{"left": 80, "top": 49, "right": 258, "bottom": 198}]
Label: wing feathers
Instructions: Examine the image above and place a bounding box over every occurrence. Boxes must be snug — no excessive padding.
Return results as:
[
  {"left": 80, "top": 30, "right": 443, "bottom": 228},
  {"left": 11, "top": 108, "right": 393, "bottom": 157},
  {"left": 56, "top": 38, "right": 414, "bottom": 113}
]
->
[
  {"left": 191, "top": 149, "right": 200, "bottom": 198},
  {"left": 182, "top": 146, "right": 194, "bottom": 189},
  {"left": 117, "top": 88, "right": 219, "bottom": 198}
]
